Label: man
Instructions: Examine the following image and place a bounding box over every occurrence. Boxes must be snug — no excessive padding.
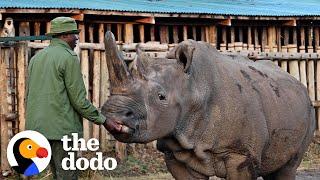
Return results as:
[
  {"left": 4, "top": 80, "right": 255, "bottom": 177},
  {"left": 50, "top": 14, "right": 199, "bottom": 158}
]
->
[{"left": 25, "top": 17, "right": 106, "bottom": 180}]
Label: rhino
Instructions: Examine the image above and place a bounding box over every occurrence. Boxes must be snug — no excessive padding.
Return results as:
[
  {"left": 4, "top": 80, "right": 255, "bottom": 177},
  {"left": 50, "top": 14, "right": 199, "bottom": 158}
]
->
[{"left": 101, "top": 31, "right": 315, "bottom": 180}]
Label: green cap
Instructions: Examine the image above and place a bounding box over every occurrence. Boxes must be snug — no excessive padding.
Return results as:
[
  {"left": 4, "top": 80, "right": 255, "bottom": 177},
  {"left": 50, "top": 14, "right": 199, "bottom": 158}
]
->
[{"left": 46, "top": 17, "right": 80, "bottom": 36}]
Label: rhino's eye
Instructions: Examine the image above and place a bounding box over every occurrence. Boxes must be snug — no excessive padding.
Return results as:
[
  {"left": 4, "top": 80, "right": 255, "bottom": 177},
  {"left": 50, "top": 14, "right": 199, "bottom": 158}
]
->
[{"left": 158, "top": 93, "right": 166, "bottom": 101}]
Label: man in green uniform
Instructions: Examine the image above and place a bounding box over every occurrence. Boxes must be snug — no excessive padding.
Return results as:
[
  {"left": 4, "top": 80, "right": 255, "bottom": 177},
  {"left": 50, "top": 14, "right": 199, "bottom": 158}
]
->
[{"left": 25, "top": 17, "right": 106, "bottom": 180}]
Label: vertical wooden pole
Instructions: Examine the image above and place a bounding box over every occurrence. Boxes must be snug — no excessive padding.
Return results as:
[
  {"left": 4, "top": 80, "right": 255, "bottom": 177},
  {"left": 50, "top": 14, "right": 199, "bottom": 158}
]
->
[
  {"left": 293, "top": 27, "right": 297, "bottom": 45},
  {"left": 183, "top": 25, "right": 188, "bottom": 41},
  {"left": 34, "top": 22, "right": 41, "bottom": 42},
  {"left": 99, "top": 24, "right": 105, "bottom": 43},
  {"left": 192, "top": 26, "right": 197, "bottom": 40},
  {"left": 150, "top": 25, "right": 155, "bottom": 42},
  {"left": 139, "top": 25, "right": 145, "bottom": 43},
  {"left": 268, "top": 26, "right": 277, "bottom": 52},
  {"left": 89, "top": 24, "right": 94, "bottom": 43},
  {"left": 0, "top": 48, "right": 10, "bottom": 173},
  {"left": 205, "top": 26, "right": 210, "bottom": 43},
  {"left": 43, "top": 21, "right": 51, "bottom": 43},
  {"left": 106, "top": 24, "right": 112, "bottom": 32},
  {"left": 222, "top": 27, "right": 227, "bottom": 44},
  {"left": 117, "top": 24, "right": 123, "bottom": 42},
  {"left": 100, "top": 51, "right": 110, "bottom": 150},
  {"left": 201, "top": 26, "right": 206, "bottom": 42},
  {"left": 308, "top": 27, "right": 314, "bottom": 52},
  {"left": 288, "top": 46, "right": 300, "bottom": 81},
  {"left": 308, "top": 59, "right": 315, "bottom": 101},
  {"left": 315, "top": 27, "right": 320, "bottom": 53},
  {"left": 81, "top": 50, "right": 90, "bottom": 141},
  {"left": 239, "top": 27, "right": 243, "bottom": 42},
  {"left": 230, "top": 27, "right": 235, "bottom": 43},
  {"left": 247, "top": 27, "right": 252, "bottom": 45},
  {"left": 124, "top": 24, "right": 134, "bottom": 43},
  {"left": 17, "top": 44, "right": 27, "bottom": 132},
  {"left": 262, "top": 27, "right": 267, "bottom": 52},
  {"left": 92, "top": 51, "right": 101, "bottom": 140},
  {"left": 160, "top": 26, "right": 169, "bottom": 44},
  {"left": 316, "top": 59, "right": 320, "bottom": 131},
  {"left": 284, "top": 27, "right": 289, "bottom": 46},
  {"left": 254, "top": 27, "right": 260, "bottom": 51},
  {"left": 173, "top": 26, "right": 179, "bottom": 43},
  {"left": 299, "top": 59, "right": 307, "bottom": 88},
  {"left": 277, "top": 27, "right": 282, "bottom": 52},
  {"left": 228, "top": 26, "right": 235, "bottom": 51},
  {"left": 300, "top": 27, "right": 305, "bottom": 53},
  {"left": 209, "top": 25, "right": 217, "bottom": 47}
]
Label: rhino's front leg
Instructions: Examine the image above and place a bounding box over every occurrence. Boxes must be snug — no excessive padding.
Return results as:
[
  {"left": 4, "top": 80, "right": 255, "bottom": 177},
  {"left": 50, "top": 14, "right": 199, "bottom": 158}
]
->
[
  {"left": 164, "top": 152, "right": 209, "bottom": 180},
  {"left": 225, "top": 153, "right": 257, "bottom": 180}
]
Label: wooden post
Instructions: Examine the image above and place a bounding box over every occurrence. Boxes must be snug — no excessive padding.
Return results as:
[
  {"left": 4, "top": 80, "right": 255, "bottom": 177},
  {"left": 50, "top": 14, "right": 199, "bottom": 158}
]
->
[
  {"left": 308, "top": 27, "right": 314, "bottom": 52},
  {"left": 201, "top": 26, "right": 206, "bottom": 42},
  {"left": 43, "top": 21, "right": 51, "bottom": 44},
  {"left": 300, "top": 27, "right": 305, "bottom": 53},
  {"left": 183, "top": 25, "right": 188, "bottom": 41},
  {"left": 99, "top": 24, "right": 105, "bottom": 43},
  {"left": 89, "top": 24, "right": 94, "bottom": 43},
  {"left": 288, "top": 45, "right": 300, "bottom": 81},
  {"left": 92, "top": 51, "right": 101, "bottom": 140},
  {"left": 160, "top": 26, "right": 169, "bottom": 44},
  {"left": 222, "top": 27, "right": 227, "bottom": 44},
  {"left": 209, "top": 25, "right": 217, "bottom": 47},
  {"left": 247, "top": 27, "right": 252, "bottom": 45},
  {"left": 139, "top": 25, "right": 145, "bottom": 43},
  {"left": 100, "top": 51, "right": 110, "bottom": 150},
  {"left": 299, "top": 59, "right": 307, "bottom": 88},
  {"left": 117, "top": 24, "right": 123, "bottom": 42},
  {"left": 280, "top": 60, "right": 288, "bottom": 72},
  {"left": 34, "top": 22, "right": 41, "bottom": 42},
  {"left": 308, "top": 58, "right": 315, "bottom": 101},
  {"left": 81, "top": 50, "right": 90, "bottom": 141},
  {"left": 173, "top": 26, "right": 179, "bottom": 43},
  {"left": 17, "top": 44, "right": 27, "bottom": 132},
  {"left": 268, "top": 26, "right": 276, "bottom": 52},
  {"left": 0, "top": 47, "right": 10, "bottom": 173},
  {"left": 106, "top": 24, "right": 112, "bottom": 32},
  {"left": 276, "top": 27, "right": 282, "bottom": 52},
  {"left": 316, "top": 59, "right": 320, "bottom": 130},
  {"left": 293, "top": 27, "right": 297, "bottom": 45},
  {"left": 315, "top": 27, "right": 320, "bottom": 53},
  {"left": 254, "top": 27, "right": 260, "bottom": 51},
  {"left": 205, "top": 26, "right": 210, "bottom": 43},
  {"left": 239, "top": 27, "right": 243, "bottom": 42},
  {"left": 228, "top": 27, "right": 235, "bottom": 51},
  {"left": 124, "top": 24, "right": 134, "bottom": 43},
  {"left": 192, "top": 26, "right": 197, "bottom": 40},
  {"left": 284, "top": 27, "right": 289, "bottom": 46},
  {"left": 150, "top": 25, "right": 155, "bottom": 42},
  {"left": 262, "top": 27, "right": 267, "bottom": 52}
]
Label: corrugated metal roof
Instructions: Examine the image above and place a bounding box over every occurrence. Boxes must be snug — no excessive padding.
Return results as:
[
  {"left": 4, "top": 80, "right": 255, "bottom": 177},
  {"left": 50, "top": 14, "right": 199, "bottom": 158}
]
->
[{"left": 1, "top": 0, "right": 320, "bottom": 16}]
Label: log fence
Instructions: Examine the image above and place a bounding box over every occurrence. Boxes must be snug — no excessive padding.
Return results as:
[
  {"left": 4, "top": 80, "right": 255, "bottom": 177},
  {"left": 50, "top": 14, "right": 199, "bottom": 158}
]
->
[{"left": 2, "top": 19, "right": 320, "bottom": 172}]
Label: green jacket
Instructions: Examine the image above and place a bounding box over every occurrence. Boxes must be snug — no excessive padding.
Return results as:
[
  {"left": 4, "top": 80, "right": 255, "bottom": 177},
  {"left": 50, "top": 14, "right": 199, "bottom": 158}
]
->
[{"left": 26, "top": 38, "right": 106, "bottom": 140}]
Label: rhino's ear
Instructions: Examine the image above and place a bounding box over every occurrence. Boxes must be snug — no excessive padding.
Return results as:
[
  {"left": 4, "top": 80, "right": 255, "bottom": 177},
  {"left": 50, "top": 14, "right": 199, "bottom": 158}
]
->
[{"left": 174, "top": 43, "right": 195, "bottom": 73}]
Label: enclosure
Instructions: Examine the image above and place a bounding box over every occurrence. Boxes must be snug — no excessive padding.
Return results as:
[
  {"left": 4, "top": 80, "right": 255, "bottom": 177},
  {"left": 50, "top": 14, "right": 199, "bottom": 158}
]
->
[{"left": 1, "top": 0, "right": 320, "bottom": 176}]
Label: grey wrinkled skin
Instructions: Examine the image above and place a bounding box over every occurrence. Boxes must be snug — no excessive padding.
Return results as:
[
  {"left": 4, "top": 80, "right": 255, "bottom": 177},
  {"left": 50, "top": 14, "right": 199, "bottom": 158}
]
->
[{"left": 102, "top": 33, "right": 315, "bottom": 180}]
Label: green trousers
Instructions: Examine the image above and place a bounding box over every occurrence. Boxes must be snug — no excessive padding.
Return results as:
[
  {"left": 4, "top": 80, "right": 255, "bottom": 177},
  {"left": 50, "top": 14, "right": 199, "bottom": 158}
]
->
[{"left": 49, "top": 140, "right": 78, "bottom": 180}]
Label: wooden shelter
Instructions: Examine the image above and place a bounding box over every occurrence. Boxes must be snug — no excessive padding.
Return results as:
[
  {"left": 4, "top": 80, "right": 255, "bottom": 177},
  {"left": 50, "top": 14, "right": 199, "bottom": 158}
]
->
[{"left": 1, "top": 0, "right": 320, "bottom": 175}]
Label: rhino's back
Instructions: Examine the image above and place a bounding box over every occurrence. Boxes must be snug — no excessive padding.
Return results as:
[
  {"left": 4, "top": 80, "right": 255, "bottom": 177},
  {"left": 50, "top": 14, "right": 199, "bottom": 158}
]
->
[{"left": 213, "top": 54, "right": 314, "bottom": 174}]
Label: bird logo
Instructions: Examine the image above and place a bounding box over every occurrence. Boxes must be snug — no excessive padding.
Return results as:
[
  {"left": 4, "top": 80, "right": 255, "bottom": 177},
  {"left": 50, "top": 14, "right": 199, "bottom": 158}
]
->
[{"left": 7, "top": 130, "right": 51, "bottom": 176}]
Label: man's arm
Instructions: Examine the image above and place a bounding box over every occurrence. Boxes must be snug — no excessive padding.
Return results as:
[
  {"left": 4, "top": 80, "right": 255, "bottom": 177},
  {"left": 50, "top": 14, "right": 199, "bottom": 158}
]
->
[{"left": 63, "top": 54, "right": 105, "bottom": 124}]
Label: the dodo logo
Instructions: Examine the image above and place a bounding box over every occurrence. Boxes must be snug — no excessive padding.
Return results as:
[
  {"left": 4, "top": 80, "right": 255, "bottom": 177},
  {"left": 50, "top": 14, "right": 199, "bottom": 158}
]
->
[{"left": 7, "top": 130, "right": 51, "bottom": 176}]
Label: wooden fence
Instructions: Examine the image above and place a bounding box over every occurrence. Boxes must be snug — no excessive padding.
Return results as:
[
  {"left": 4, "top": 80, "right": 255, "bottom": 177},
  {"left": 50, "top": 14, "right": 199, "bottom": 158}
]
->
[{"left": 1, "top": 40, "right": 320, "bottom": 173}]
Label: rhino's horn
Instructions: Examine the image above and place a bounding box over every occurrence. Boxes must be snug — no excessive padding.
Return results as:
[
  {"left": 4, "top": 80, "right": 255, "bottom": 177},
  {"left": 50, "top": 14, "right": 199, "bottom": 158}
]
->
[{"left": 104, "top": 31, "right": 132, "bottom": 93}]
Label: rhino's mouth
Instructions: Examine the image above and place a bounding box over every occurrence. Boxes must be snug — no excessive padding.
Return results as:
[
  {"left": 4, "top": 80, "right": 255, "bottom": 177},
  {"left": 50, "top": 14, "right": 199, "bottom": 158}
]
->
[{"left": 106, "top": 119, "right": 135, "bottom": 134}]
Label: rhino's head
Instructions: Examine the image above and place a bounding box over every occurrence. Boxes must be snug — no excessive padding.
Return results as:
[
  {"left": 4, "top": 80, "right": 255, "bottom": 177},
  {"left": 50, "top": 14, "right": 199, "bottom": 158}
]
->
[{"left": 102, "top": 32, "right": 198, "bottom": 143}]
